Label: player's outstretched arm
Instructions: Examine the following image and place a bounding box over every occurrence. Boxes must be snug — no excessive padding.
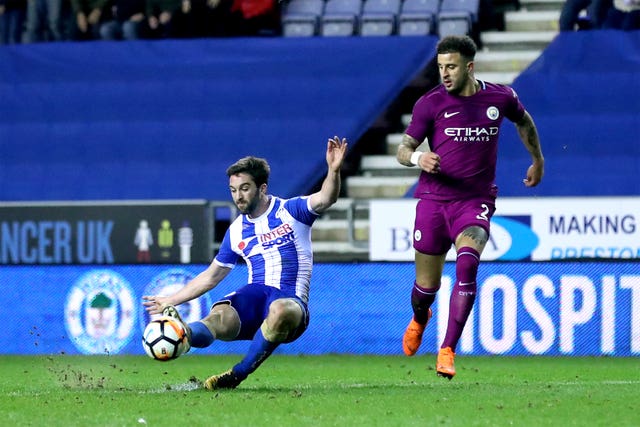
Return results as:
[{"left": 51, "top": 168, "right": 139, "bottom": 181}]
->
[
  {"left": 515, "top": 111, "right": 545, "bottom": 187},
  {"left": 309, "top": 136, "right": 348, "bottom": 214},
  {"left": 143, "top": 261, "right": 231, "bottom": 315}
]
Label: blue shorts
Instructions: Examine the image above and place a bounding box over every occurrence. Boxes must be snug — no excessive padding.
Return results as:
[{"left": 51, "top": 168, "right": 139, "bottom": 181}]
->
[
  {"left": 213, "top": 284, "right": 309, "bottom": 342},
  {"left": 413, "top": 196, "right": 496, "bottom": 255}
]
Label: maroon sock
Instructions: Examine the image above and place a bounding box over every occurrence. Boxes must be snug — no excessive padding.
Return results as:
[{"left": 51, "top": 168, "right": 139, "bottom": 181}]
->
[
  {"left": 411, "top": 281, "right": 439, "bottom": 324},
  {"left": 442, "top": 247, "right": 480, "bottom": 349}
]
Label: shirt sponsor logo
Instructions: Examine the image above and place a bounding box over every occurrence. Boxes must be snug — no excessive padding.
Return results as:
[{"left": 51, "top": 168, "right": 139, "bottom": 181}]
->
[
  {"left": 444, "top": 126, "right": 499, "bottom": 142},
  {"left": 260, "top": 223, "right": 295, "bottom": 249}
]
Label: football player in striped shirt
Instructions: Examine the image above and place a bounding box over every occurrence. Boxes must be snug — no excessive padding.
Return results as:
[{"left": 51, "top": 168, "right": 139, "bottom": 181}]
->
[{"left": 143, "top": 136, "right": 347, "bottom": 389}]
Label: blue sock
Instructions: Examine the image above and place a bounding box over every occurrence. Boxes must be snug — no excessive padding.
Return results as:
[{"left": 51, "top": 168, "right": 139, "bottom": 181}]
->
[
  {"left": 188, "top": 321, "right": 215, "bottom": 348},
  {"left": 232, "top": 328, "right": 279, "bottom": 380}
]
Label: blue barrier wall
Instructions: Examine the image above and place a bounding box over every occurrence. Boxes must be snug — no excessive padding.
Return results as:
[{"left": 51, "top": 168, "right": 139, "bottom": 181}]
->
[
  {"left": 0, "top": 37, "right": 436, "bottom": 201},
  {"left": 3, "top": 32, "right": 637, "bottom": 201},
  {"left": 496, "top": 30, "right": 640, "bottom": 197},
  {"left": 405, "top": 31, "right": 640, "bottom": 198},
  {"left": 3, "top": 262, "right": 638, "bottom": 356}
]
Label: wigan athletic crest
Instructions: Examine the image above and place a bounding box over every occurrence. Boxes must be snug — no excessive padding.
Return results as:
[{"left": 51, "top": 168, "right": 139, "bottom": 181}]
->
[{"left": 65, "top": 270, "right": 135, "bottom": 354}]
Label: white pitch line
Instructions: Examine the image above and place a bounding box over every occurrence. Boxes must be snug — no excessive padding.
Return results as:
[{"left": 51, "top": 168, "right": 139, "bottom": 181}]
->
[{"left": 7, "top": 379, "right": 640, "bottom": 397}]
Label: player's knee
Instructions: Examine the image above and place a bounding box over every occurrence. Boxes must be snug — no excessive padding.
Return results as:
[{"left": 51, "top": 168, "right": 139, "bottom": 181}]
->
[
  {"left": 263, "top": 299, "right": 303, "bottom": 341},
  {"left": 268, "top": 299, "right": 303, "bottom": 324},
  {"left": 203, "top": 304, "right": 240, "bottom": 341}
]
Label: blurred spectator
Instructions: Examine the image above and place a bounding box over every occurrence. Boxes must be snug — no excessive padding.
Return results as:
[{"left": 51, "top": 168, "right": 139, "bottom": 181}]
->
[
  {"left": 559, "top": 0, "right": 611, "bottom": 30},
  {"left": 604, "top": 0, "right": 640, "bottom": 28},
  {"left": 227, "top": 0, "right": 281, "bottom": 36},
  {"left": 0, "top": 0, "right": 27, "bottom": 44},
  {"left": 23, "top": 0, "right": 63, "bottom": 41},
  {"left": 145, "top": 0, "right": 180, "bottom": 38},
  {"left": 172, "top": 0, "right": 230, "bottom": 38},
  {"left": 99, "top": 0, "right": 144, "bottom": 39},
  {"left": 70, "top": 0, "right": 110, "bottom": 39}
]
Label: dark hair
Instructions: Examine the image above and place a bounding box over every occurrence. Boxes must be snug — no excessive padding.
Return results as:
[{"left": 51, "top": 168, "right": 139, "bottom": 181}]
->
[
  {"left": 226, "top": 156, "right": 270, "bottom": 187},
  {"left": 436, "top": 35, "right": 477, "bottom": 61}
]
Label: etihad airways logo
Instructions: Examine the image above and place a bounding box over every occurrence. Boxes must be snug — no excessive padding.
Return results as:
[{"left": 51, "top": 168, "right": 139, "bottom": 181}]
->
[{"left": 445, "top": 126, "right": 499, "bottom": 142}]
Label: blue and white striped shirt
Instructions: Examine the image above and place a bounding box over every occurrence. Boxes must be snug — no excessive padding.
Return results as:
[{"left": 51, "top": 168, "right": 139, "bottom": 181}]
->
[{"left": 214, "top": 195, "right": 319, "bottom": 303}]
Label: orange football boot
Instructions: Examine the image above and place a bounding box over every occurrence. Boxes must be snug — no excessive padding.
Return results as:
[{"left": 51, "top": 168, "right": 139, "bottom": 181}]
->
[
  {"left": 436, "top": 347, "right": 456, "bottom": 379},
  {"left": 402, "top": 308, "right": 432, "bottom": 356}
]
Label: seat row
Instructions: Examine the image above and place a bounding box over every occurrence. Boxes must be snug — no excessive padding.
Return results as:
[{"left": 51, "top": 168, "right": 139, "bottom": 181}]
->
[{"left": 282, "top": 0, "right": 480, "bottom": 37}]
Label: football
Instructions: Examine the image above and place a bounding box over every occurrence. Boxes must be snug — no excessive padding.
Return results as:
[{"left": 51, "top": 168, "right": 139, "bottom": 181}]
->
[{"left": 142, "top": 316, "right": 188, "bottom": 361}]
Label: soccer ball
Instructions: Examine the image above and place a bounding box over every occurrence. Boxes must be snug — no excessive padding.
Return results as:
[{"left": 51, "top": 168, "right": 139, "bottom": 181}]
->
[{"left": 142, "top": 316, "right": 188, "bottom": 361}]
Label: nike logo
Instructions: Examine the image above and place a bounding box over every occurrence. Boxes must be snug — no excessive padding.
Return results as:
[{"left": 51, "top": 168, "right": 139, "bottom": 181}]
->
[
  {"left": 459, "top": 281, "right": 475, "bottom": 286},
  {"left": 444, "top": 111, "right": 460, "bottom": 118}
]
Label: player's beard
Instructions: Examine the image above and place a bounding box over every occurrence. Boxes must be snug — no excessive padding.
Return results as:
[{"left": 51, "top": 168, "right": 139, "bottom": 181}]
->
[
  {"left": 444, "top": 77, "right": 463, "bottom": 95},
  {"left": 444, "top": 70, "right": 473, "bottom": 95},
  {"left": 236, "top": 194, "right": 260, "bottom": 215}
]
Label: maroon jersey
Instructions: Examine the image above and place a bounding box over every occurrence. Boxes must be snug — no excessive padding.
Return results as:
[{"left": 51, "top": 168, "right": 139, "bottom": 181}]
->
[{"left": 406, "top": 80, "right": 525, "bottom": 201}]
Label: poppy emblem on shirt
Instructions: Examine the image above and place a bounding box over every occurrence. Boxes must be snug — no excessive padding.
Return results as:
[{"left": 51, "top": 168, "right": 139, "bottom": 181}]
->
[{"left": 238, "top": 241, "right": 246, "bottom": 250}]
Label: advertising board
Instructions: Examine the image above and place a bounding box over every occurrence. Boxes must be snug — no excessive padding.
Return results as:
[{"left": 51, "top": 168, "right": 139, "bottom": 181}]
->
[
  {"left": 3, "top": 262, "right": 638, "bottom": 357},
  {"left": 370, "top": 197, "right": 640, "bottom": 261},
  {"left": 0, "top": 201, "right": 211, "bottom": 264}
]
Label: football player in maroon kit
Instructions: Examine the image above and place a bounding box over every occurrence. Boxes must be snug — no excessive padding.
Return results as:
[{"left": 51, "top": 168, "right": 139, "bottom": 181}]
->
[{"left": 397, "top": 35, "right": 545, "bottom": 379}]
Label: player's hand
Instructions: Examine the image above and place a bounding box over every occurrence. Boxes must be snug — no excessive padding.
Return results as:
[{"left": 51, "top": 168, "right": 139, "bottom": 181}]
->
[
  {"left": 523, "top": 162, "right": 543, "bottom": 187},
  {"left": 326, "top": 136, "right": 348, "bottom": 172},
  {"left": 142, "top": 295, "right": 170, "bottom": 315},
  {"left": 417, "top": 151, "right": 441, "bottom": 174}
]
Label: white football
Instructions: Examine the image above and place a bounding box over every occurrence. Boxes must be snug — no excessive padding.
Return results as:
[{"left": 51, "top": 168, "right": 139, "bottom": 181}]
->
[{"left": 142, "top": 316, "right": 187, "bottom": 361}]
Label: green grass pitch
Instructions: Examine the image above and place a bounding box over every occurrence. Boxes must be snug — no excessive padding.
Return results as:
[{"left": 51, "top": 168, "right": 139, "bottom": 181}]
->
[{"left": 3, "top": 354, "right": 638, "bottom": 426}]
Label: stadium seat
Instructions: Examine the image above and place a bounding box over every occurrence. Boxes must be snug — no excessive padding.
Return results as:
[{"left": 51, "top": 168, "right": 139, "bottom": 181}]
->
[
  {"left": 320, "top": 0, "right": 363, "bottom": 36},
  {"left": 359, "top": 0, "right": 402, "bottom": 36},
  {"left": 282, "top": 0, "right": 326, "bottom": 37},
  {"left": 439, "top": 0, "right": 479, "bottom": 22},
  {"left": 437, "top": 10, "right": 472, "bottom": 37},
  {"left": 398, "top": 0, "right": 440, "bottom": 36}
]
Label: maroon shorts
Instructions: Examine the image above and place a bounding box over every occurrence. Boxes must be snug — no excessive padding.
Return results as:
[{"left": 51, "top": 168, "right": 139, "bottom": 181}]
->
[{"left": 413, "top": 196, "right": 496, "bottom": 255}]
